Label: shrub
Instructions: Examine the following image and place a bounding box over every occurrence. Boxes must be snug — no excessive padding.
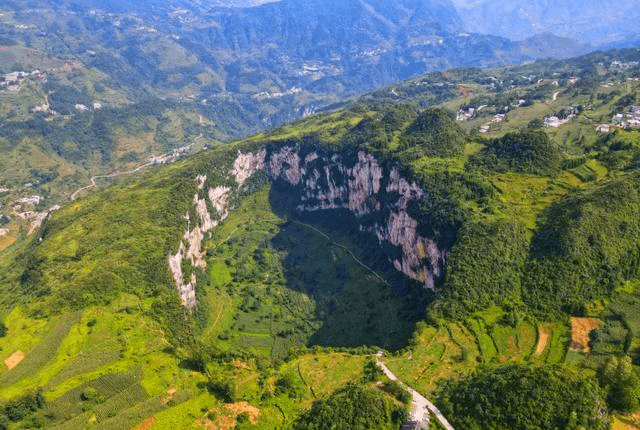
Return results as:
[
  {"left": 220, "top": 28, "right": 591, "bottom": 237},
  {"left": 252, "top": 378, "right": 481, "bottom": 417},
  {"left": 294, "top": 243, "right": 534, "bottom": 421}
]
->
[{"left": 292, "top": 384, "right": 405, "bottom": 430}]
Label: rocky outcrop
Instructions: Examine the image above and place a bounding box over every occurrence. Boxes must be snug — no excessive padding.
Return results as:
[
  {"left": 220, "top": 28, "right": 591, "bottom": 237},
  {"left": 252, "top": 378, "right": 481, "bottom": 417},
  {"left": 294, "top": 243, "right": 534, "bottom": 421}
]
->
[
  {"left": 169, "top": 177, "right": 232, "bottom": 308},
  {"left": 255, "top": 146, "right": 447, "bottom": 289},
  {"left": 170, "top": 144, "right": 448, "bottom": 308},
  {"left": 231, "top": 149, "right": 266, "bottom": 187},
  {"left": 255, "top": 145, "right": 446, "bottom": 290}
]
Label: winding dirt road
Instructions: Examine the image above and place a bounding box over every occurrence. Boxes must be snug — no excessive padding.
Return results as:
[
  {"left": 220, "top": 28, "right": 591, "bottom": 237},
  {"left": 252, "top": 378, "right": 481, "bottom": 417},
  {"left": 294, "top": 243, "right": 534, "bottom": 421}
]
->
[
  {"left": 377, "top": 358, "right": 456, "bottom": 430},
  {"left": 69, "top": 160, "right": 155, "bottom": 201},
  {"left": 69, "top": 134, "right": 203, "bottom": 201}
]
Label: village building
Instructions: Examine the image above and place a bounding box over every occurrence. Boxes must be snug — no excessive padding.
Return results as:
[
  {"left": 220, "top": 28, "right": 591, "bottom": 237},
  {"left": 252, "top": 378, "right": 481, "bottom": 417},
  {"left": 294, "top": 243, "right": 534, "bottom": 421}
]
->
[
  {"left": 544, "top": 116, "right": 561, "bottom": 128},
  {"left": 456, "top": 107, "right": 475, "bottom": 121}
]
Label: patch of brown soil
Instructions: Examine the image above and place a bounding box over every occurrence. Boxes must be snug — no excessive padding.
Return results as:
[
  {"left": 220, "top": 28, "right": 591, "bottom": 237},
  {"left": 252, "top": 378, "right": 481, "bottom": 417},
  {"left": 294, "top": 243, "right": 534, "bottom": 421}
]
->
[
  {"left": 535, "top": 327, "right": 549, "bottom": 356},
  {"left": 132, "top": 416, "right": 156, "bottom": 430},
  {"left": 458, "top": 87, "right": 473, "bottom": 97},
  {"left": 213, "top": 415, "right": 236, "bottom": 430},
  {"left": 225, "top": 402, "right": 260, "bottom": 425},
  {"left": 4, "top": 350, "right": 24, "bottom": 369},
  {"left": 162, "top": 388, "right": 177, "bottom": 404},
  {"left": 232, "top": 360, "right": 250, "bottom": 370},
  {"left": 570, "top": 317, "right": 601, "bottom": 353}
]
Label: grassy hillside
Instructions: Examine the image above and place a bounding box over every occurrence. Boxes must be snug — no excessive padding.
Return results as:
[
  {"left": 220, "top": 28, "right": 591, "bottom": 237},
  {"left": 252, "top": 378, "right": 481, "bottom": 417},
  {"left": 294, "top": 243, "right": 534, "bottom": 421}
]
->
[{"left": 0, "top": 48, "right": 639, "bottom": 428}]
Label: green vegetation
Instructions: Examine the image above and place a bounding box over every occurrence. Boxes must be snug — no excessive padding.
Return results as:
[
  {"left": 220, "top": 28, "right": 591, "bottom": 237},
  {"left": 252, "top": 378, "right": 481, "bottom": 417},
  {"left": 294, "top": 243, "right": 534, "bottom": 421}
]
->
[
  {"left": 0, "top": 45, "right": 639, "bottom": 429},
  {"left": 0, "top": 390, "right": 45, "bottom": 429},
  {"left": 437, "top": 364, "right": 609, "bottom": 430},
  {"left": 0, "top": 312, "right": 81, "bottom": 389},
  {"left": 400, "top": 108, "right": 466, "bottom": 158},
  {"left": 291, "top": 384, "right": 406, "bottom": 430},
  {"left": 469, "top": 130, "right": 562, "bottom": 175},
  {"left": 600, "top": 355, "right": 640, "bottom": 413},
  {"left": 524, "top": 173, "right": 640, "bottom": 317},
  {"left": 434, "top": 220, "right": 529, "bottom": 318}
]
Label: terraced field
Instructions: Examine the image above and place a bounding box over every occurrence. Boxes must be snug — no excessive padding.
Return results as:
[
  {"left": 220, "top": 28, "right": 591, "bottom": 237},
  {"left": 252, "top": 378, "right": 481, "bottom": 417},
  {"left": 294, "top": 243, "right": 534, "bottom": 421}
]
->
[{"left": 385, "top": 310, "right": 571, "bottom": 396}]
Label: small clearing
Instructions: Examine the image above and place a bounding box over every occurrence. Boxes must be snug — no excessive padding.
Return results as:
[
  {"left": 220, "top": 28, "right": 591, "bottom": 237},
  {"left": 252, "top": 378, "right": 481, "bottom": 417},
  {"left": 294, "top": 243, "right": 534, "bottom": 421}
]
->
[
  {"left": 163, "top": 388, "right": 177, "bottom": 404},
  {"left": 225, "top": 402, "right": 260, "bottom": 425},
  {"left": 535, "top": 326, "right": 549, "bottom": 356},
  {"left": 133, "top": 416, "right": 157, "bottom": 430},
  {"left": 613, "top": 416, "right": 640, "bottom": 430},
  {"left": 215, "top": 416, "right": 235, "bottom": 430},
  {"left": 233, "top": 360, "right": 250, "bottom": 370},
  {"left": 570, "top": 317, "right": 601, "bottom": 353},
  {"left": 4, "top": 350, "right": 24, "bottom": 369}
]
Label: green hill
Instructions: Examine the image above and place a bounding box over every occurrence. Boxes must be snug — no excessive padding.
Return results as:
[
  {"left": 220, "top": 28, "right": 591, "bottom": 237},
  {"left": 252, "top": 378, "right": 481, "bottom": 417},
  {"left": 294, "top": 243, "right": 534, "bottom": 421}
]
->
[{"left": 0, "top": 48, "right": 639, "bottom": 429}]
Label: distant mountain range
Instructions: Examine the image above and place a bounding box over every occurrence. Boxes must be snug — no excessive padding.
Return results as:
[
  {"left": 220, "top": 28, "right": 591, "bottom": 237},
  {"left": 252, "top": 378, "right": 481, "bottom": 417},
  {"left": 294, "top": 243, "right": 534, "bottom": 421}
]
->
[
  {"left": 0, "top": 0, "right": 633, "bottom": 201},
  {"left": 211, "top": 0, "right": 640, "bottom": 49},
  {"left": 3, "top": 0, "right": 635, "bottom": 141},
  {"left": 4, "top": 0, "right": 595, "bottom": 99},
  {"left": 447, "top": 0, "right": 640, "bottom": 47}
]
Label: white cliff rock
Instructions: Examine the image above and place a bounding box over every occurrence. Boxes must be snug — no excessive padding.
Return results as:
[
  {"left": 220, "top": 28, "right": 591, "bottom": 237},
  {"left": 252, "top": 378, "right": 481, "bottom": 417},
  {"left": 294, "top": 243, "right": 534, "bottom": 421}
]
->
[
  {"left": 196, "top": 174, "right": 207, "bottom": 190},
  {"left": 232, "top": 149, "right": 266, "bottom": 187},
  {"left": 169, "top": 183, "right": 233, "bottom": 309},
  {"left": 209, "top": 186, "right": 231, "bottom": 217},
  {"left": 168, "top": 241, "right": 197, "bottom": 308},
  {"left": 269, "top": 146, "right": 303, "bottom": 185},
  {"left": 347, "top": 152, "right": 383, "bottom": 216},
  {"left": 386, "top": 167, "right": 425, "bottom": 209},
  {"left": 172, "top": 146, "right": 448, "bottom": 308},
  {"left": 193, "top": 194, "right": 216, "bottom": 232}
]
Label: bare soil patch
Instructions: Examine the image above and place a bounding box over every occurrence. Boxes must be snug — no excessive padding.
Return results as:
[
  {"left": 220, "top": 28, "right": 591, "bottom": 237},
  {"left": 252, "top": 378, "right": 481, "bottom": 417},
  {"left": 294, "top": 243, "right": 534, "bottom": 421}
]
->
[
  {"left": 233, "top": 360, "right": 250, "bottom": 370},
  {"left": 213, "top": 415, "right": 235, "bottom": 430},
  {"left": 162, "top": 388, "right": 177, "bottom": 405},
  {"left": 535, "top": 327, "right": 549, "bottom": 356},
  {"left": 4, "top": 350, "right": 24, "bottom": 369},
  {"left": 570, "top": 317, "right": 601, "bottom": 353},
  {"left": 133, "top": 416, "right": 156, "bottom": 430},
  {"left": 225, "top": 402, "right": 260, "bottom": 425}
]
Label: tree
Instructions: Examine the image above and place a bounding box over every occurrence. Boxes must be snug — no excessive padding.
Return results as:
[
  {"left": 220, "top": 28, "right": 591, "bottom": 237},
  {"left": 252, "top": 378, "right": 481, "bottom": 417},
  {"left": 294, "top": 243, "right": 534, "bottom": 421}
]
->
[
  {"left": 437, "top": 364, "right": 609, "bottom": 430},
  {"left": 362, "top": 359, "right": 383, "bottom": 382},
  {"left": 0, "top": 321, "right": 7, "bottom": 338},
  {"left": 292, "top": 383, "right": 405, "bottom": 430},
  {"left": 528, "top": 118, "right": 543, "bottom": 129},
  {"left": 600, "top": 355, "right": 640, "bottom": 412}
]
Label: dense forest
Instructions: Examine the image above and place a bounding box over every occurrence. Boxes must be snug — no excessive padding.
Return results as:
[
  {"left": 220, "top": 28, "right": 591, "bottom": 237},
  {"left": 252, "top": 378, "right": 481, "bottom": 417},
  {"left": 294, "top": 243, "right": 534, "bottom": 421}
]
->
[{"left": 436, "top": 364, "right": 609, "bottom": 430}]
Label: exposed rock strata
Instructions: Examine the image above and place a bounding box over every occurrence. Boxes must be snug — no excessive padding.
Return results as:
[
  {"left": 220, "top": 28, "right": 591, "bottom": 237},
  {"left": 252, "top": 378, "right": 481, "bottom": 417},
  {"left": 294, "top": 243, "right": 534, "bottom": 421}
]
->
[
  {"left": 170, "top": 146, "right": 448, "bottom": 308},
  {"left": 168, "top": 177, "right": 232, "bottom": 308},
  {"left": 262, "top": 146, "right": 446, "bottom": 290}
]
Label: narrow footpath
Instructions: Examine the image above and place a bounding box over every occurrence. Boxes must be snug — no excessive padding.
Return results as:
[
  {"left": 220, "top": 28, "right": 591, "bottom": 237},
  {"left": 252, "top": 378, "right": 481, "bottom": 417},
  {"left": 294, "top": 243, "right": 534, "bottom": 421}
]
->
[{"left": 376, "top": 358, "right": 456, "bottom": 430}]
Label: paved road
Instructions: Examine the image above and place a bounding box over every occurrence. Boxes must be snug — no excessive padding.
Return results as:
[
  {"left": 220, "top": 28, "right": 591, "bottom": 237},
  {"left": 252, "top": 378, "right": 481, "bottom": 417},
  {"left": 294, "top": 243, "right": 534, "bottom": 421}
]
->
[{"left": 377, "top": 359, "right": 456, "bottom": 430}]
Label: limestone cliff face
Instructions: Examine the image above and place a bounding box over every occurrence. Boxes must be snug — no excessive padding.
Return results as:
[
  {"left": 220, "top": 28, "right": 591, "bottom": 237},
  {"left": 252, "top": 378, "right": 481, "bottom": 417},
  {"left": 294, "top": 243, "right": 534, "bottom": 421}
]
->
[
  {"left": 169, "top": 182, "right": 232, "bottom": 309},
  {"left": 259, "top": 145, "right": 447, "bottom": 290},
  {"left": 170, "top": 143, "right": 448, "bottom": 308}
]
